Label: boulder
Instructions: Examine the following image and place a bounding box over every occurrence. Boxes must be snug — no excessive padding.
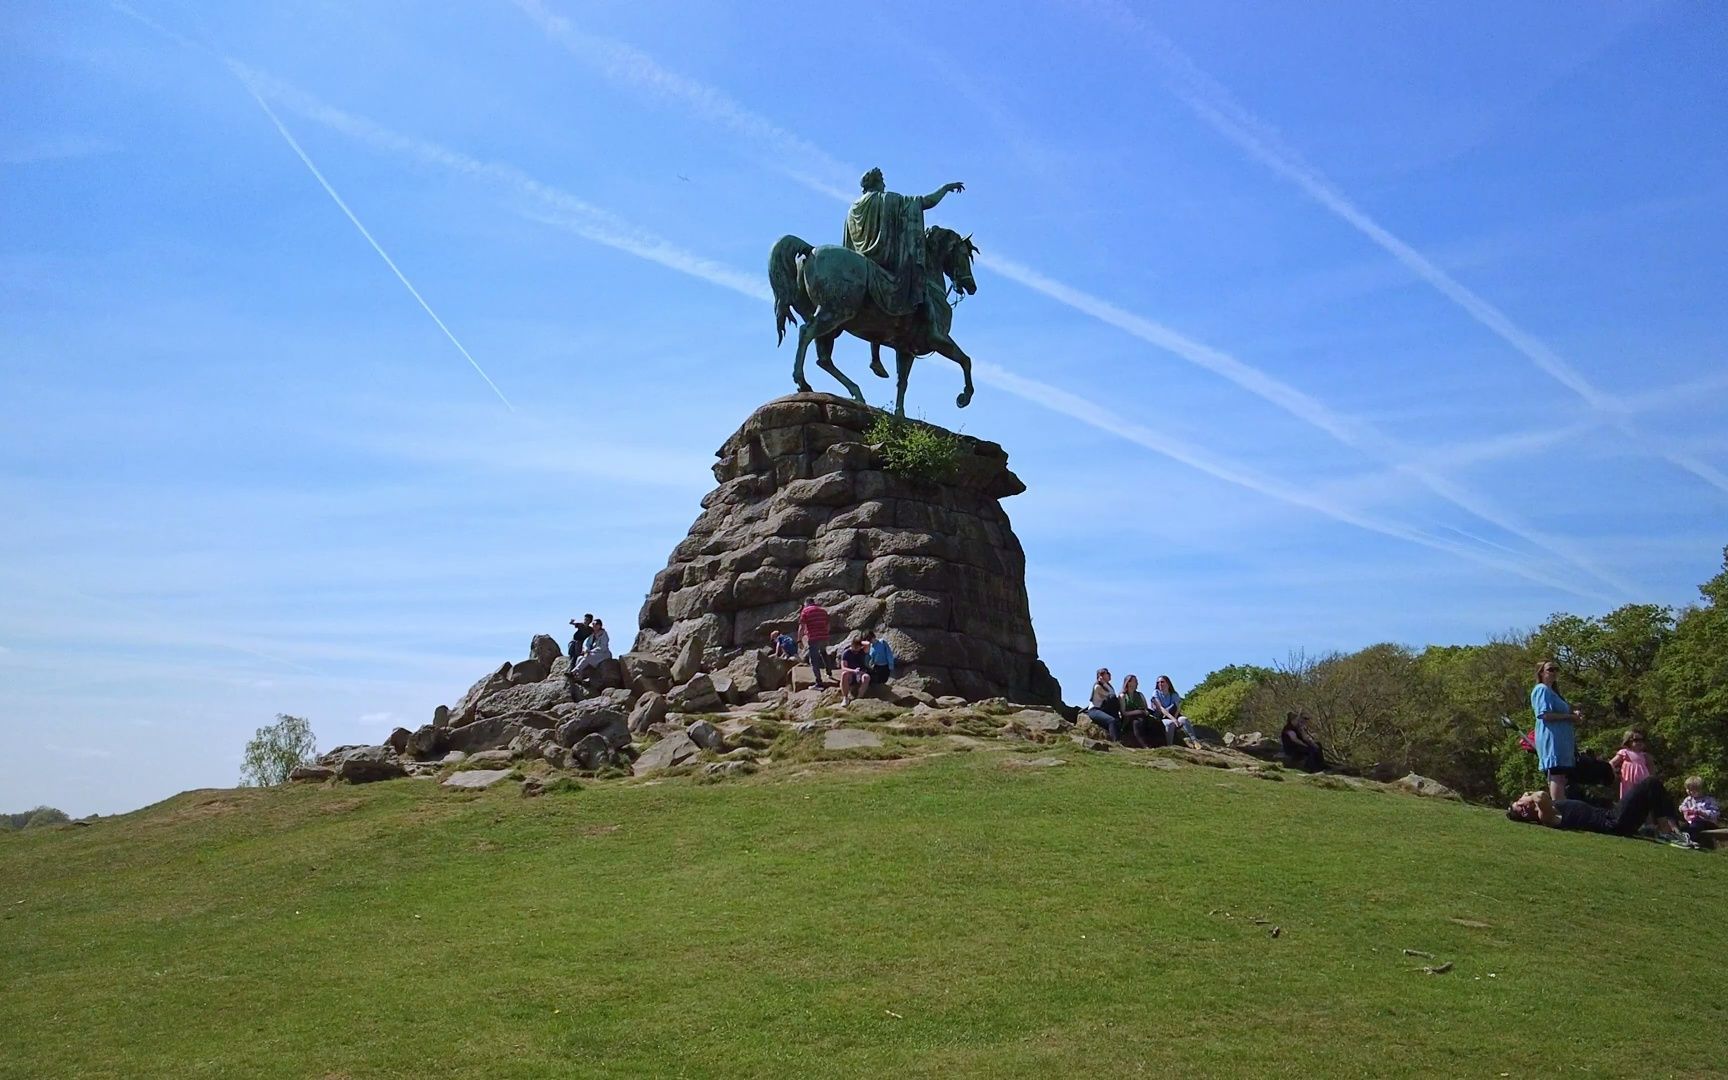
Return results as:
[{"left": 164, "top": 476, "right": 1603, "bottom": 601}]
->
[
  {"left": 441, "top": 768, "right": 512, "bottom": 790},
  {"left": 686, "top": 719, "right": 726, "bottom": 752},
  {"left": 440, "top": 750, "right": 469, "bottom": 765},
  {"left": 1007, "top": 708, "right": 1067, "bottom": 735},
  {"left": 386, "top": 727, "right": 411, "bottom": 754},
  {"left": 508, "top": 657, "right": 550, "bottom": 685},
  {"left": 331, "top": 746, "right": 407, "bottom": 784},
  {"left": 465, "top": 749, "right": 514, "bottom": 767},
  {"left": 1392, "top": 773, "right": 1458, "bottom": 799},
  {"left": 555, "top": 709, "right": 630, "bottom": 751},
  {"left": 432, "top": 705, "right": 451, "bottom": 729},
  {"left": 571, "top": 733, "right": 616, "bottom": 772},
  {"left": 529, "top": 634, "right": 563, "bottom": 665},
  {"left": 671, "top": 633, "right": 706, "bottom": 684},
  {"left": 628, "top": 692, "right": 669, "bottom": 734},
  {"left": 449, "top": 662, "right": 512, "bottom": 725},
  {"left": 288, "top": 764, "right": 334, "bottom": 783},
  {"left": 476, "top": 679, "right": 574, "bottom": 720},
  {"left": 509, "top": 729, "right": 553, "bottom": 758},
  {"left": 406, "top": 724, "right": 447, "bottom": 760},
  {"left": 669, "top": 673, "right": 722, "bottom": 713},
  {"left": 839, "top": 698, "right": 899, "bottom": 721},
  {"left": 444, "top": 717, "right": 527, "bottom": 755},
  {"left": 633, "top": 731, "right": 700, "bottom": 775},
  {"left": 709, "top": 671, "right": 738, "bottom": 704}
]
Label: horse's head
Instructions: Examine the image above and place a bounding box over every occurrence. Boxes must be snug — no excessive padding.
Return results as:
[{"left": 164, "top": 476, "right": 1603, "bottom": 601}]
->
[{"left": 928, "top": 226, "right": 979, "bottom": 296}]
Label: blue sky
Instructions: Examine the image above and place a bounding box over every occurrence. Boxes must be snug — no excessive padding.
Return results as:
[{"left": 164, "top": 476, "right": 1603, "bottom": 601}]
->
[{"left": 3, "top": 1, "right": 1724, "bottom": 816}]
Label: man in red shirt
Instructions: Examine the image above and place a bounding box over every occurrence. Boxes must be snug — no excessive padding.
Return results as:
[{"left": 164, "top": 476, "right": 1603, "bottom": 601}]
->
[{"left": 796, "top": 596, "right": 833, "bottom": 689}]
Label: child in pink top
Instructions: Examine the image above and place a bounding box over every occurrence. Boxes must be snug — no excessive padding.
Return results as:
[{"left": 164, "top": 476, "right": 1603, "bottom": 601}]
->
[{"left": 1608, "top": 730, "right": 1653, "bottom": 800}]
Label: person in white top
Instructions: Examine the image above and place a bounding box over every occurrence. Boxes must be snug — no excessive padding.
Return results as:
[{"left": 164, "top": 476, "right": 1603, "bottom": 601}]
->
[{"left": 570, "top": 618, "right": 612, "bottom": 682}]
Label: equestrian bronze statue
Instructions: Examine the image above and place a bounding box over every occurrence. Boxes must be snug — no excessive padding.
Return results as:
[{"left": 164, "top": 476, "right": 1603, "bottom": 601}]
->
[{"left": 768, "top": 168, "right": 980, "bottom": 417}]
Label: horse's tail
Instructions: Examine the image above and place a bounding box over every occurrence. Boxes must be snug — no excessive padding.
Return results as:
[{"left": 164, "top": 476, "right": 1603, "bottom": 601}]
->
[{"left": 768, "top": 234, "right": 813, "bottom": 345}]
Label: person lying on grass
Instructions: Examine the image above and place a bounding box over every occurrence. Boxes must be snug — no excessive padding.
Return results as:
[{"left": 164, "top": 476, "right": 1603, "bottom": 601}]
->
[{"left": 1506, "top": 776, "right": 1698, "bottom": 847}]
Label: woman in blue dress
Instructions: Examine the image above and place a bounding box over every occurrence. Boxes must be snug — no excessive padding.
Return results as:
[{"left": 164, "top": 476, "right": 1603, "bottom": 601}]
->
[{"left": 1531, "top": 659, "right": 1583, "bottom": 802}]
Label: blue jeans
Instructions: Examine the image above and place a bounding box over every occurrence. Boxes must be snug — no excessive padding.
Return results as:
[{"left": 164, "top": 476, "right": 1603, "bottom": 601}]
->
[
  {"left": 1085, "top": 709, "right": 1121, "bottom": 741},
  {"left": 807, "top": 638, "right": 831, "bottom": 684}
]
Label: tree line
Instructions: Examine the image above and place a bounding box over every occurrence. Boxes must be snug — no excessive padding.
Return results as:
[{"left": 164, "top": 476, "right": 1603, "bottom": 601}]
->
[
  {"left": 2, "top": 807, "right": 72, "bottom": 831},
  {"left": 1182, "top": 546, "right": 1728, "bottom": 802}
]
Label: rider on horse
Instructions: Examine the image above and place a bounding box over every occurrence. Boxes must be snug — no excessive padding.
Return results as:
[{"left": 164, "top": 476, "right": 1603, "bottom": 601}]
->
[{"left": 843, "top": 168, "right": 965, "bottom": 332}]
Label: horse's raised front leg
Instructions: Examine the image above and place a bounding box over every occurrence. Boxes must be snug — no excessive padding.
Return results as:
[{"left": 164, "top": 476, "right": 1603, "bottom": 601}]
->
[
  {"left": 931, "top": 334, "right": 975, "bottom": 409},
  {"left": 869, "top": 343, "right": 889, "bottom": 380},
  {"left": 815, "top": 328, "right": 865, "bottom": 403},
  {"left": 894, "top": 349, "right": 914, "bottom": 418}
]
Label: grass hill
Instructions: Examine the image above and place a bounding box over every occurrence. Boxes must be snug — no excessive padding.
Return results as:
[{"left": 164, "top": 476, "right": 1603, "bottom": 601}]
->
[{"left": 3, "top": 744, "right": 1723, "bottom": 1078}]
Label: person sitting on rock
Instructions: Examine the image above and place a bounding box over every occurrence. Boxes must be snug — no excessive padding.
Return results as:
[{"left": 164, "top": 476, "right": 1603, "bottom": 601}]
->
[
  {"left": 797, "top": 596, "right": 833, "bottom": 689},
  {"left": 1507, "top": 777, "right": 1697, "bottom": 846},
  {"left": 1085, "top": 668, "right": 1122, "bottom": 742},
  {"left": 864, "top": 632, "right": 896, "bottom": 691},
  {"left": 838, "top": 634, "right": 872, "bottom": 705},
  {"left": 1280, "top": 712, "right": 1325, "bottom": 772},
  {"left": 770, "top": 629, "right": 798, "bottom": 660},
  {"left": 1120, "top": 674, "right": 1160, "bottom": 747},
  {"left": 1152, "top": 675, "right": 1200, "bottom": 747},
  {"left": 569, "top": 617, "right": 612, "bottom": 683},
  {"left": 1680, "top": 776, "right": 1720, "bottom": 847}
]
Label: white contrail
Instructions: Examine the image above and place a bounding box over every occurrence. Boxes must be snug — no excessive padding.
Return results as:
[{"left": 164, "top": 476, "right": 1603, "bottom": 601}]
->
[
  {"left": 1075, "top": 0, "right": 1728, "bottom": 496},
  {"left": 503, "top": 3, "right": 1645, "bottom": 597},
  {"left": 227, "top": 66, "right": 514, "bottom": 410},
  {"left": 236, "top": 66, "right": 774, "bottom": 303}
]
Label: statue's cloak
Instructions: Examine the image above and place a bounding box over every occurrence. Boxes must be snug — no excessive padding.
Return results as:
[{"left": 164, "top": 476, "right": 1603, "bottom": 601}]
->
[{"left": 845, "top": 190, "right": 926, "bottom": 316}]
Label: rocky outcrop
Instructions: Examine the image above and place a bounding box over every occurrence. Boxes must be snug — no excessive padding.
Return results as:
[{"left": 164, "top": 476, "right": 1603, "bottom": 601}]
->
[{"left": 634, "top": 393, "right": 1061, "bottom": 704}]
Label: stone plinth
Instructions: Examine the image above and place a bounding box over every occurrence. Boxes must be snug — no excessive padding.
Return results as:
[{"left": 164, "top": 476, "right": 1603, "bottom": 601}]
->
[{"left": 634, "top": 393, "right": 1061, "bottom": 704}]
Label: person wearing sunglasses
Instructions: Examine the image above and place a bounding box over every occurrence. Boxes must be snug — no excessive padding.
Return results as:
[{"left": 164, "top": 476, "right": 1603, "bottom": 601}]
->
[{"left": 1531, "top": 660, "right": 1582, "bottom": 802}]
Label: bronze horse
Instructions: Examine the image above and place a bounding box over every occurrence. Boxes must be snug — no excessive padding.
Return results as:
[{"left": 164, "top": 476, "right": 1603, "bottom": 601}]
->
[{"left": 767, "top": 226, "right": 979, "bottom": 416}]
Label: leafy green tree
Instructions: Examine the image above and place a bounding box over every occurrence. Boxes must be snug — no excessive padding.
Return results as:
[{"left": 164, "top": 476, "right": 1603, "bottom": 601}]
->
[
  {"left": 240, "top": 714, "right": 318, "bottom": 787},
  {"left": 1184, "top": 663, "right": 1275, "bottom": 733},
  {"left": 3, "top": 807, "right": 71, "bottom": 830},
  {"left": 1184, "top": 679, "right": 1257, "bottom": 733},
  {"left": 1648, "top": 548, "right": 1728, "bottom": 790}
]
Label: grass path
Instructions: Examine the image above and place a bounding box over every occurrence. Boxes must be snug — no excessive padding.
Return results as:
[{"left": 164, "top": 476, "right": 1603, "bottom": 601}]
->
[{"left": 3, "top": 749, "right": 1724, "bottom": 1077}]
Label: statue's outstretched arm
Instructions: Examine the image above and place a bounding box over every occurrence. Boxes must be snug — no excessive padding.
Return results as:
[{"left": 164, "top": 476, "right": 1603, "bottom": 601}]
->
[{"left": 920, "top": 181, "right": 965, "bottom": 210}]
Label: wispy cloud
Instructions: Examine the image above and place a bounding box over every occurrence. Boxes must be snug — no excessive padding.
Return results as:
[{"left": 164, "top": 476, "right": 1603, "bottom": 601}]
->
[
  {"left": 1076, "top": 0, "right": 1728, "bottom": 498},
  {"left": 0, "top": 134, "right": 122, "bottom": 166},
  {"left": 507, "top": 0, "right": 855, "bottom": 199}
]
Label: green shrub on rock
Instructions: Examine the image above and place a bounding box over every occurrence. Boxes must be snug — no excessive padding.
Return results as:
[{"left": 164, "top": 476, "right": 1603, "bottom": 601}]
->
[{"left": 865, "top": 408, "right": 961, "bottom": 482}]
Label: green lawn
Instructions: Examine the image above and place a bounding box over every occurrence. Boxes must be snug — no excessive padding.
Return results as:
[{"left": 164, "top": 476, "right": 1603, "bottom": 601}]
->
[{"left": 3, "top": 748, "right": 1723, "bottom": 1078}]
